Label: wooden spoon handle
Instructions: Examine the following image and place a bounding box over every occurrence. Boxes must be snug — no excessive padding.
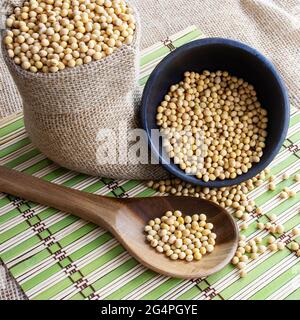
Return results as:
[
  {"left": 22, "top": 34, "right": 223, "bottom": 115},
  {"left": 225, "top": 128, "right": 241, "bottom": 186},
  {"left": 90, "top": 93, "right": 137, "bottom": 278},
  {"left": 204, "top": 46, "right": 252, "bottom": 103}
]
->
[{"left": 0, "top": 166, "right": 121, "bottom": 230}]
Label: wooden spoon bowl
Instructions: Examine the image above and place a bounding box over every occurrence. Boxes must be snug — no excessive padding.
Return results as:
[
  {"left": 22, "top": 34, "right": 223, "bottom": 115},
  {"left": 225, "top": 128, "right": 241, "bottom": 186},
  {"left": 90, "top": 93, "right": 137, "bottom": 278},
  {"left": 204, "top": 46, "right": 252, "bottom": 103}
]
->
[
  {"left": 0, "top": 166, "right": 239, "bottom": 279},
  {"left": 123, "top": 196, "right": 239, "bottom": 278}
]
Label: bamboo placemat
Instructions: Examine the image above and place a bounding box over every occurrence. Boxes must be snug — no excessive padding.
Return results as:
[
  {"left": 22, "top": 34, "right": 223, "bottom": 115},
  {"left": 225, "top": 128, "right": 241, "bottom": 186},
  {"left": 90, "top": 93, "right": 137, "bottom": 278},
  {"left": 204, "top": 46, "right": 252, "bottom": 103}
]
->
[{"left": 0, "top": 26, "right": 300, "bottom": 300}]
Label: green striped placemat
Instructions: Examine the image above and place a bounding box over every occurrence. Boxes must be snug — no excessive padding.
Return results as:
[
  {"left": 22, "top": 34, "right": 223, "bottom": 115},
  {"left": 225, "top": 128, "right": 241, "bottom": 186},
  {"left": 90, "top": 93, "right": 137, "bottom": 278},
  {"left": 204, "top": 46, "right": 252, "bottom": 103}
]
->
[{"left": 1, "top": 25, "right": 300, "bottom": 300}]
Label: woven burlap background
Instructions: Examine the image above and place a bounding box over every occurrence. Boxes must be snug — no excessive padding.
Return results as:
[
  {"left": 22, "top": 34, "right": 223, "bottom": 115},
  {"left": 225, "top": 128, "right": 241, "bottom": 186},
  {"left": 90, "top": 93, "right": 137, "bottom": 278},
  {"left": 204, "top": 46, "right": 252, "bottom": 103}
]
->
[{"left": 0, "top": 0, "right": 299, "bottom": 300}]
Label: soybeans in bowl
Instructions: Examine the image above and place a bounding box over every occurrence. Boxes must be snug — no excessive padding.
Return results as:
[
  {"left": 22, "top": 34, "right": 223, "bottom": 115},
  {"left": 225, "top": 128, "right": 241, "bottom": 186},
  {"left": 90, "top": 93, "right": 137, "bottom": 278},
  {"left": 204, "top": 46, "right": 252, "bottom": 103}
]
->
[{"left": 141, "top": 38, "right": 289, "bottom": 187}]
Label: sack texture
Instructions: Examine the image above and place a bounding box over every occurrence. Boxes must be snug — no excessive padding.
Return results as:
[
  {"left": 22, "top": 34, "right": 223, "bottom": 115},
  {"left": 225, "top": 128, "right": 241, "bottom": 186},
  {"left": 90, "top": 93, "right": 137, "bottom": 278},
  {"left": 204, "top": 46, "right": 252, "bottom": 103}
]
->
[
  {"left": 0, "top": 0, "right": 23, "bottom": 118},
  {"left": 2, "top": 1, "right": 169, "bottom": 180}
]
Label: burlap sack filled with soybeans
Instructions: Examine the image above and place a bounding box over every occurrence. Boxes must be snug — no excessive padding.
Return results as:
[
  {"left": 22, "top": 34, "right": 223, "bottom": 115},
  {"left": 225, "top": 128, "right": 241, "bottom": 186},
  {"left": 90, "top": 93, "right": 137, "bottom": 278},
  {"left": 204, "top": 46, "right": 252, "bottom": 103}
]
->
[{"left": 2, "top": 0, "right": 168, "bottom": 180}]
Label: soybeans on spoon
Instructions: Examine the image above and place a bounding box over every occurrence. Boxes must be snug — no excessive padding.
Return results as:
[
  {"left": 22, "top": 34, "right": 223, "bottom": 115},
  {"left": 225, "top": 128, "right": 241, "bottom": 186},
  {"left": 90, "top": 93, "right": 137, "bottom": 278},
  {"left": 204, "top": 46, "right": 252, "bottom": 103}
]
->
[{"left": 0, "top": 166, "right": 238, "bottom": 279}]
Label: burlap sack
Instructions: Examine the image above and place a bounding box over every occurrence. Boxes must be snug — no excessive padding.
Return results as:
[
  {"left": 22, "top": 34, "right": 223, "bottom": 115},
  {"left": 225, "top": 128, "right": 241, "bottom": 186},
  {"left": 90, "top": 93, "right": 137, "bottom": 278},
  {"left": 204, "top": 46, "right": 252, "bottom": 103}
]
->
[
  {"left": 0, "top": 0, "right": 22, "bottom": 118},
  {"left": 2, "top": 1, "right": 169, "bottom": 180}
]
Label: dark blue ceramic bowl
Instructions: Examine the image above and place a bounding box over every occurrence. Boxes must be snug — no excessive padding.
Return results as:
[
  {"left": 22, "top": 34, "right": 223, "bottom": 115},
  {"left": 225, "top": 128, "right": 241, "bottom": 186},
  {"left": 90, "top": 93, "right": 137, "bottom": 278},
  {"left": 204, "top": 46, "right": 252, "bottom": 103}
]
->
[{"left": 141, "top": 38, "right": 289, "bottom": 187}]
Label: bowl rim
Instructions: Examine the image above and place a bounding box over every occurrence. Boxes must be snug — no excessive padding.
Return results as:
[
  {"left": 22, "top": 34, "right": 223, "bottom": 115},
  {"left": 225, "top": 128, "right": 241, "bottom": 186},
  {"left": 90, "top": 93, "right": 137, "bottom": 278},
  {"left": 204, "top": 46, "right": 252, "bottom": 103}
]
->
[{"left": 140, "top": 37, "right": 290, "bottom": 187}]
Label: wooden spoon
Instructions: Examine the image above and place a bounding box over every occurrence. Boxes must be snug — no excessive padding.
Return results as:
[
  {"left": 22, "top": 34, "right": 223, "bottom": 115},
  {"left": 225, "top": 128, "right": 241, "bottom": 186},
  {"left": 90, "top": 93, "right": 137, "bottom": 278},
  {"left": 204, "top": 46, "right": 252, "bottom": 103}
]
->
[{"left": 0, "top": 166, "right": 238, "bottom": 279}]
